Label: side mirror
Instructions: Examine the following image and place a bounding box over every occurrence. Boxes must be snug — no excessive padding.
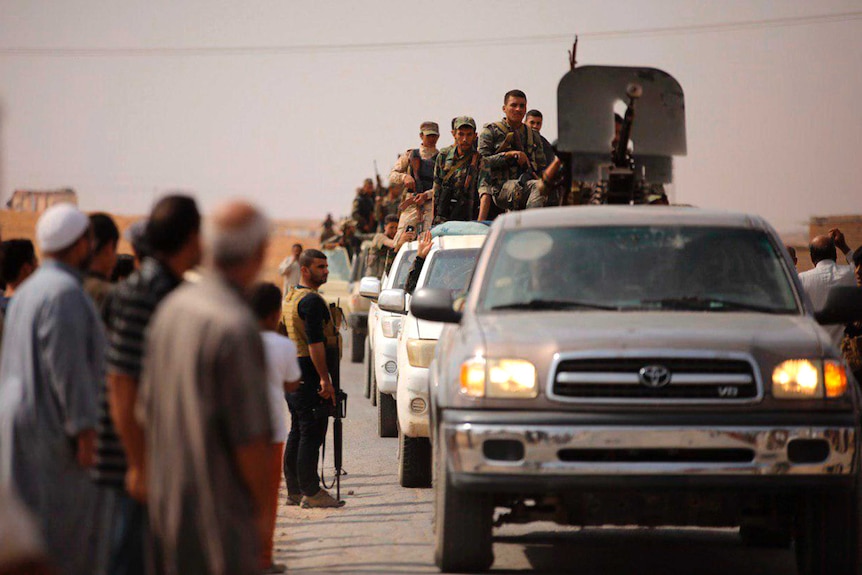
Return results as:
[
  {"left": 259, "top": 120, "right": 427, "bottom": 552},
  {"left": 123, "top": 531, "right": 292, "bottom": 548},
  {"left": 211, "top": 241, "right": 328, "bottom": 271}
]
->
[
  {"left": 411, "top": 288, "right": 462, "bottom": 324},
  {"left": 814, "top": 286, "right": 862, "bottom": 325},
  {"left": 359, "top": 276, "right": 381, "bottom": 301},
  {"left": 378, "top": 288, "right": 407, "bottom": 315}
]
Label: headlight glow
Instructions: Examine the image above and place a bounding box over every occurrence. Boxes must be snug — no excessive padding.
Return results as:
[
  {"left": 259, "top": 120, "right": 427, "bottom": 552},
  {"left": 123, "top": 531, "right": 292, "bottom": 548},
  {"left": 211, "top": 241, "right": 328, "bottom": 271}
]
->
[
  {"left": 824, "top": 360, "right": 848, "bottom": 398},
  {"left": 406, "top": 338, "right": 436, "bottom": 368},
  {"left": 459, "top": 357, "right": 486, "bottom": 397},
  {"left": 772, "top": 360, "right": 822, "bottom": 399},
  {"left": 459, "top": 357, "right": 537, "bottom": 398},
  {"left": 487, "top": 359, "right": 538, "bottom": 398}
]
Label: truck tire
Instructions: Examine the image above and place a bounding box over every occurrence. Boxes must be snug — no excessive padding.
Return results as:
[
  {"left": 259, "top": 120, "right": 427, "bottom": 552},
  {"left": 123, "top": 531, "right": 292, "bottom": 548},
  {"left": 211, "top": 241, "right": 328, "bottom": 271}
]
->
[
  {"left": 433, "top": 433, "right": 493, "bottom": 573},
  {"left": 377, "top": 390, "right": 397, "bottom": 438},
  {"left": 363, "top": 339, "right": 372, "bottom": 399},
  {"left": 351, "top": 331, "right": 365, "bottom": 363},
  {"left": 794, "top": 487, "right": 858, "bottom": 575},
  {"left": 398, "top": 429, "right": 432, "bottom": 488}
]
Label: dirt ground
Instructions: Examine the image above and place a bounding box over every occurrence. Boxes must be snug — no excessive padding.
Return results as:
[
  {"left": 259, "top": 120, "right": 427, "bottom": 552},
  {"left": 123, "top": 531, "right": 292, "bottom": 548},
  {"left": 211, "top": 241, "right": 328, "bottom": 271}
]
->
[{"left": 0, "top": 209, "right": 320, "bottom": 288}]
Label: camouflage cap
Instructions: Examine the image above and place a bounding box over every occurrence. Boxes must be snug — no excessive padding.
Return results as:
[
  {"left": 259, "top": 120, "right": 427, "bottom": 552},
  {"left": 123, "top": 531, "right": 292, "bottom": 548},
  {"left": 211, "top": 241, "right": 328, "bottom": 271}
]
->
[
  {"left": 452, "top": 116, "right": 477, "bottom": 131},
  {"left": 340, "top": 218, "right": 357, "bottom": 229},
  {"left": 420, "top": 121, "right": 439, "bottom": 135}
]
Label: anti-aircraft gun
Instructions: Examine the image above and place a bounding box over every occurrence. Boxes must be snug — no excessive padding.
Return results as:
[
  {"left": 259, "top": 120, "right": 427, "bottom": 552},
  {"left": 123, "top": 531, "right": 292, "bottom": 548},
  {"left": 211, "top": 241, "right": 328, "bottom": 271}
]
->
[{"left": 556, "top": 66, "right": 687, "bottom": 204}]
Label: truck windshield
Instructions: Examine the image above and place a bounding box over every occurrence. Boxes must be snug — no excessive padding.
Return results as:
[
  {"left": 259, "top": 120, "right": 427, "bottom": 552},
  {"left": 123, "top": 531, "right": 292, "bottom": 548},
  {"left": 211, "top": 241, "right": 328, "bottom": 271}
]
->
[
  {"left": 481, "top": 226, "right": 799, "bottom": 314},
  {"left": 424, "top": 249, "right": 481, "bottom": 294}
]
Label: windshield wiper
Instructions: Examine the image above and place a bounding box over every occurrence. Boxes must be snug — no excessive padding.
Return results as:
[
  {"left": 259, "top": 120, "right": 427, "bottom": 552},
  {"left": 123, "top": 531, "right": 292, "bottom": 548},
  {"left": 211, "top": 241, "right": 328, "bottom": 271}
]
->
[
  {"left": 639, "top": 297, "right": 790, "bottom": 314},
  {"left": 490, "top": 299, "right": 618, "bottom": 311}
]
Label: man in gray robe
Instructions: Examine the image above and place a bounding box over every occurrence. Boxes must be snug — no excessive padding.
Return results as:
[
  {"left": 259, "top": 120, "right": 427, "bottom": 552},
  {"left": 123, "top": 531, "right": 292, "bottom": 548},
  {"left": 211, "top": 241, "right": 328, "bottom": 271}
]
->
[
  {"left": 137, "top": 201, "right": 274, "bottom": 575},
  {"left": 0, "top": 204, "right": 105, "bottom": 575}
]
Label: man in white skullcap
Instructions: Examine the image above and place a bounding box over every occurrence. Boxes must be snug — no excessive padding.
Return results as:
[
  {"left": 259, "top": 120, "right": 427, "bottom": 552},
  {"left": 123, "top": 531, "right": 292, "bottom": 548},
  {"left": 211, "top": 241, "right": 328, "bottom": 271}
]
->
[{"left": 0, "top": 203, "right": 108, "bottom": 575}]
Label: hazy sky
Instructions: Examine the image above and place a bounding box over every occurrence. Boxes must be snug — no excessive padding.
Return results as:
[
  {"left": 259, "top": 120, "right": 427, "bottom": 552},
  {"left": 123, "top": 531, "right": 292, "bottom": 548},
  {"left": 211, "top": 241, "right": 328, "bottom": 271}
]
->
[{"left": 1, "top": 0, "right": 860, "bottom": 232}]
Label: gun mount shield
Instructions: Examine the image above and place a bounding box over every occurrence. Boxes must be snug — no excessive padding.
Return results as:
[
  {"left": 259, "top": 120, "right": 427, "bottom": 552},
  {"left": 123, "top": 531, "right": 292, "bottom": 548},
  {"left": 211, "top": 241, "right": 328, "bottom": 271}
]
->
[{"left": 557, "top": 66, "right": 686, "bottom": 183}]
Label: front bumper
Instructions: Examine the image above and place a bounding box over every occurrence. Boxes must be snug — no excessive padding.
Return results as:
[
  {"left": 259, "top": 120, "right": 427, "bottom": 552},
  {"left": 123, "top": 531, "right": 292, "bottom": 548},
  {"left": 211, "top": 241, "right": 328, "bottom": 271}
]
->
[
  {"left": 441, "top": 413, "right": 857, "bottom": 490},
  {"left": 373, "top": 335, "right": 399, "bottom": 394},
  {"left": 397, "top": 363, "right": 431, "bottom": 438}
]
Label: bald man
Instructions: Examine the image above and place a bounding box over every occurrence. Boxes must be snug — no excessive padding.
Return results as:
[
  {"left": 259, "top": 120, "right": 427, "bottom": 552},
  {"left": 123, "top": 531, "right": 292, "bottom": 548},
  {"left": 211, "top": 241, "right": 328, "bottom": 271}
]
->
[
  {"left": 137, "top": 201, "right": 274, "bottom": 575},
  {"left": 799, "top": 228, "right": 856, "bottom": 347}
]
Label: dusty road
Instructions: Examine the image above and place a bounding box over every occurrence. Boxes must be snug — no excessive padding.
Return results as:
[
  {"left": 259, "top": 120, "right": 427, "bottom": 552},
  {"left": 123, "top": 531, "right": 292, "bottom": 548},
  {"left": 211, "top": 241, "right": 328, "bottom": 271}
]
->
[{"left": 272, "top": 333, "right": 798, "bottom": 574}]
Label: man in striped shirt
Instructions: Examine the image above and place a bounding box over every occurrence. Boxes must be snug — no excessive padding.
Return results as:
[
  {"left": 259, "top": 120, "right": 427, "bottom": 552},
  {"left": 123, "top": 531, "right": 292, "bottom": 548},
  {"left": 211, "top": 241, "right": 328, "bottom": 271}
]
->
[{"left": 94, "top": 195, "right": 202, "bottom": 575}]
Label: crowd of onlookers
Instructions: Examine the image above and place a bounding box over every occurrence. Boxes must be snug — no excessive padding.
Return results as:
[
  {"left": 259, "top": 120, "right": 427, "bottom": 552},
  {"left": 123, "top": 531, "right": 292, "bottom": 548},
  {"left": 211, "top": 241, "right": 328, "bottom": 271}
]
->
[{"left": 0, "top": 197, "right": 308, "bottom": 575}]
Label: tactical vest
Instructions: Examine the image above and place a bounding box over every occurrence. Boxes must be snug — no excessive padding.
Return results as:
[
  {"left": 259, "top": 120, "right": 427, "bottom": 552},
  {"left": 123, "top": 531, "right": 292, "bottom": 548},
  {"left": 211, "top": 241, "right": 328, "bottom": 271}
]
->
[
  {"left": 436, "top": 146, "right": 480, "bottom": 222},
  {"left": 410, "top": 148, "right": 436, "bottom": 193},
  {"left": 282, "top": 287, "right": 341, "bottom": 358}
]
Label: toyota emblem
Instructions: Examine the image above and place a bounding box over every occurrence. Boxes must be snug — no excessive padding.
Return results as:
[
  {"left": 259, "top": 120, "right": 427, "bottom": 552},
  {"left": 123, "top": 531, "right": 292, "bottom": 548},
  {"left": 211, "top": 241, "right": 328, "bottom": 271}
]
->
[{"left": 638, "top": 365, "right": 672, "bottom": 388}]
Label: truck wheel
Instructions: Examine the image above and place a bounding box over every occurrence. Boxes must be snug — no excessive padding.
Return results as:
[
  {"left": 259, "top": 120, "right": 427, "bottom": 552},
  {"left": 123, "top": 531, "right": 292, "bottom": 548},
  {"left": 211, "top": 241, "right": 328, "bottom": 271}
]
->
[
  {"left": 377, "top": 391, "right": 397, "bottom": 438},
  {"left": 398, "top": 429, "right": 432, "bottom": 488},
  {"left": 794, "top": 487, "right": 858, "bottom": 574},
  {"left": 363, "top": 339, "right": 372, "bottom": 399},
  {"left": 433, "top": 433, "right": 493, "bottom": 573},
  {"left": 350, "top": 331, "right": 365, "bottom": 363}
]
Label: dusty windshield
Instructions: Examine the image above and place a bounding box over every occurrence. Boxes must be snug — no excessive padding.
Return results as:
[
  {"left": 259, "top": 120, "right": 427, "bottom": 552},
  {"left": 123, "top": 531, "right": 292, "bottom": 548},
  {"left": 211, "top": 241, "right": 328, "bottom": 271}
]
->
[
  {"left": 424, "top": 249, "right": 480, "bottom": 294},
  {"left": 322, "top": 249, "right": 351, "bottom": 282},
  {"left": 480, "top": 226, "right": 799, "bottom": 313}
]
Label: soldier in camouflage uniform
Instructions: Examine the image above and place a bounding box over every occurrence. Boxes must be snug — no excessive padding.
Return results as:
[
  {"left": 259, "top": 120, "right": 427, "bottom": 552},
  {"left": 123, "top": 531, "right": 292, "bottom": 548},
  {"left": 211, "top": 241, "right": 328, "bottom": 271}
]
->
[
  {"left": 375, "top": 182, "right": 402, "bottom": 227},
  {"left": 364, "top": 215, "right": 413, "bottom": 278},
  {"left": 389, "top": 121, "right": 440, "bottom": 241},
  {"left": 477, "top": 90, "right": 547, "bottom": 220},
  {"left": 432, "top": 116, "right": 483, "bottom": 224},
  {"left": 351, "top": 178, "right": 377, "bottom": 233}
]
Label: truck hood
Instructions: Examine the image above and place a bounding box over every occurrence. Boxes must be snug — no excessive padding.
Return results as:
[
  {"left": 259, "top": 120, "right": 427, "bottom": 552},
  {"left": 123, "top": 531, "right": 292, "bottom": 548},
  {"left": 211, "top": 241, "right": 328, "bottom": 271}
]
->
[{"left": 476, "top": 311, "right": 829, "bottom": 359}]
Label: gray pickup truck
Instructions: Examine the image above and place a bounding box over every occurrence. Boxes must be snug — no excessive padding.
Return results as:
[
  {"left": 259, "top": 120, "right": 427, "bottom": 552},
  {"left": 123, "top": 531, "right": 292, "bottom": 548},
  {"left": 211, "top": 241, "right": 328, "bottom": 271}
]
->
[{"left": 412, "top": 206, "right": 862, "bottom": 574}]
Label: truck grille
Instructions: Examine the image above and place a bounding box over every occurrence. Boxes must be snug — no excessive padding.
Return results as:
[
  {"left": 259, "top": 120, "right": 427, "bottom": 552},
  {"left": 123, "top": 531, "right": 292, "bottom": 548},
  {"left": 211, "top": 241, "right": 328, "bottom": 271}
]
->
[{"left": 550, "top": 355, "right": 760, "bottom": 403}]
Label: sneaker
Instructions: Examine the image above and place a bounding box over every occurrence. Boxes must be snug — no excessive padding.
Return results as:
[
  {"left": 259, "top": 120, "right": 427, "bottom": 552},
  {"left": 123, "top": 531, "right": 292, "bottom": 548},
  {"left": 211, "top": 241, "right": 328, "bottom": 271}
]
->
[
  {"left": 262, "top": 563, "right": 287, "bottom": 574},
  {"left": 285, "top": 493, "right": 302, "bottom": 507},
  {"left": 300, "top": 489, "right": 345, "bottom": 509}
]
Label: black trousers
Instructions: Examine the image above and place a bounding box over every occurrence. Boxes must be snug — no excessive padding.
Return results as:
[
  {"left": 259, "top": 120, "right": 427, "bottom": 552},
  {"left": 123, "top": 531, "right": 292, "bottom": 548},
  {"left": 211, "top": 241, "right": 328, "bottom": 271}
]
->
[{"left": 283, "top": 390, "right": 328, "bottom": 497}]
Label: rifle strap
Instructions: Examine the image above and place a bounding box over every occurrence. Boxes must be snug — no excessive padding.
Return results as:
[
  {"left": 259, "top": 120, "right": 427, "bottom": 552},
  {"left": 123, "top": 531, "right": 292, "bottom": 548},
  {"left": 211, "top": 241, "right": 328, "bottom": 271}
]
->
[{"left": 442, "top": 150, "right": 471, "bottom": 184}]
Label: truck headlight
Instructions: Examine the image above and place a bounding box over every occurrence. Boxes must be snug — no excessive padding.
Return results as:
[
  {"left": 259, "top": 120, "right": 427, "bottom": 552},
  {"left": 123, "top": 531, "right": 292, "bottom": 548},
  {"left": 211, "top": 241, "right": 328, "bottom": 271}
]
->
[
  {"left": 459, "top": 357, "right": 537, "bottom": 398},
  {"left": 772, "top": 360, "right": 822, "bottom": 398},
  {"left": 406, "top": 338, "right": 436, "bottom": 368},
  {"left": 381, "top": 316, "right": 402, "bottom": 338}
]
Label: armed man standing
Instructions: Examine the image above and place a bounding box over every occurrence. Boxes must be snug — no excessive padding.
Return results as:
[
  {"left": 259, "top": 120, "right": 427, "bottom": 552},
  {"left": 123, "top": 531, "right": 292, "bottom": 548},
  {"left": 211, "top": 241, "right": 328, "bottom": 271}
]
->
[
  {"left": 433, "top": 116, "right": 483, "bottom": 224},
  {"left": 390, "top": 121, "right": 440, "bottom": 241},
  {"left": 477, "top": 90, "right": 548, "bottom": 220},
  {"left": 281, "top": 249, "right": 345, "bottom": 509},
  {"left": 351, "top": 179, "right": 377, "bottom": 234}
]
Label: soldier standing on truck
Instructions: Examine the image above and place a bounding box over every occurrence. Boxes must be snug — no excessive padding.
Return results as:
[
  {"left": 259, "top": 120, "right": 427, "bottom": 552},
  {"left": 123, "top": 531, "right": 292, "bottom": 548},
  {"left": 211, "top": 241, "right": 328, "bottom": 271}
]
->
[
  {"left": 364, "top": 215, "right": 414, "bottom": 278},
  {"left": 432, "top": 116, "right": 483, "bottom": 225},
  {"left": 390, "top": 121, "right": 440, "bottom": 241},
  {"left": 525, "top": 109, "right": 567, "bottom": 207},
  {"left": 477, "top": 90, "right": 548, "bottom": 220},
  {"left": 351, "top": 179, "right": 377, "bottom": 234}
]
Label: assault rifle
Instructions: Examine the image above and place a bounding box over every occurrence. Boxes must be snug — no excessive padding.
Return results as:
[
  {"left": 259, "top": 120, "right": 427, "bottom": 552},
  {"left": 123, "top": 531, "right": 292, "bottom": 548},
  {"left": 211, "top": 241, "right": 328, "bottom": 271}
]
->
[{"left": 319, "top": 347, "right": 348, "bottom": 503}]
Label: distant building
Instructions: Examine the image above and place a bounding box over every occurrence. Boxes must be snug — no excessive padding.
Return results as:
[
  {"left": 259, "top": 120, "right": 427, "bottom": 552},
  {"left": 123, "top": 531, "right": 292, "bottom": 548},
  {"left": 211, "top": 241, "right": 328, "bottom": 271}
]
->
[{"left": 6, "top": 189, "right": 78, "bottom": 212}]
